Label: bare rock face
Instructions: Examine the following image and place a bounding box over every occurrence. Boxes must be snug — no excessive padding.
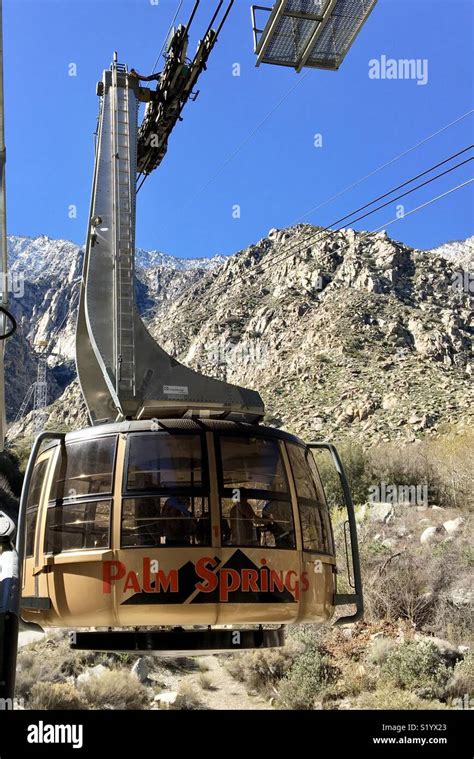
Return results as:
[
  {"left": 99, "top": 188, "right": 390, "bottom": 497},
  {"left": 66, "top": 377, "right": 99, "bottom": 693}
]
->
[{"left": 6, "top": 226, "right": 473, "bottom": 446}]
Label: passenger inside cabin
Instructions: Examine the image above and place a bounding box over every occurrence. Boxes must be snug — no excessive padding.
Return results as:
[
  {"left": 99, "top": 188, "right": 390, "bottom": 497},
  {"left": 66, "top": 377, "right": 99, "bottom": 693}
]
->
[
  {"left": 161, "top": 496, "right": 195, "bottom": 546},
  {"left": 260, "top": 501, "right": 294, "bottom": 548},
  {"left": 229, "top": 497, "right": 262, "bottom": 547}
]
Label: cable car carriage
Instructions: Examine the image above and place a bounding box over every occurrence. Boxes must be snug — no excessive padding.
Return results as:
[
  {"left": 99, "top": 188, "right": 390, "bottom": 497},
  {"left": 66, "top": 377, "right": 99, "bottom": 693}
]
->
[{"left": 20, "top": 419, "right": 362, "bottom": 653}]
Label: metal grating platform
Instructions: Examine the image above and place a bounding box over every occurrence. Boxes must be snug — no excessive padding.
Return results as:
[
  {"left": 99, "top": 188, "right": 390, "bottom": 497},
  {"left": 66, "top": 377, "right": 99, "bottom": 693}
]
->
[{"left": 252, "top": 0, "right": 378, "bottom": 71}]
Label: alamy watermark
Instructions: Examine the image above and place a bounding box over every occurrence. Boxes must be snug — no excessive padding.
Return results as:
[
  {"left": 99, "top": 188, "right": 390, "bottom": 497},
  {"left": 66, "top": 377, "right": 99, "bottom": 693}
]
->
[
  {"left": 205, "top": 339, "right": 266, "bottom": 367},
  {"left": 368, "top": 482, "right": 429, "bottom": 507},
  {"left": 0, "top": 696, "right": 25, "bottom": 710},
  {"left": 369, "top": 55, "right": 429, "bottom": 86},
  {"left": 0, "top": 271, "right": 25, "bottom": 299},
  {"left": 451, "top": 269, "right": 474, "bottom": 295}
]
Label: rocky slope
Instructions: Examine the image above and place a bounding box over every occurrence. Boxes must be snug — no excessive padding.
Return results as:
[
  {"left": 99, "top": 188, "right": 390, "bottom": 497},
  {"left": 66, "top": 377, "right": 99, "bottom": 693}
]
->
[{"left": 6, "top": 226, "right": 473, "bottom": 446}]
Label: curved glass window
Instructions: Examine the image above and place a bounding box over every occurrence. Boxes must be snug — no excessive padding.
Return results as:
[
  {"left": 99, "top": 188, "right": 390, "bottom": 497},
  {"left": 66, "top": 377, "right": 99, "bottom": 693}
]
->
[
  {"left": 122, "top": 434, "right": 210, "bottom": 547},
  {"left": 219, "top": 436, "right": 289, "bottom": 494},
  {"left": 122, "top": 496, "right": 209, "bottom": 548},
  {"left": 287, "top": 443, "right": 334, "bottom": 555},
  {"left": 45, "top": 500, "right": 110, "bottom": 553},
  {"left": 25, "top": 459, "right": 49, "bottom": 558},
  {"left": 126, "top": 434, "right": 203, "bottom": 491},
  {"left": 218, "top": 436, "right": 295, "bottom": 549},
  {"left": 45, "top": 437, "right": 116, "bottom": 553},
  {"left": 51, "top": 437, "right": 117, "bottom": 499},
  {"left": 220, "top": 497, "right": 295, "bottom": 549}
]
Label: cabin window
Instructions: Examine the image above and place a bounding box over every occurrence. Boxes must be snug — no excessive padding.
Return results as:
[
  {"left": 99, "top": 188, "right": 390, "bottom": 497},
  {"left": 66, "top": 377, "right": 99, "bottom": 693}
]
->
[
  {"left": 45, "top": 500, "right": 110, "bottom": 553},
  {"left": 126, "top": 434, "right": 203, "bottom": 491},
  {"left": 122, "top": 434, "right": 209, "bottom": 547},
  {"left": 218, "top": 436, "right": 295, "bottom": 549},
  {"left": 219, "top": 437, "right": 289, "bottom": 494},
  {"left": 51, "top": 436, "right": 117, "bottom": 499},
  {"left": 25, "top": 459, "right": 49, "bottom": 558},
  {"left": 287, "top": 443, "right": 334, "bottom": 554},
  {"left": 220, "top": 497, "right": 295, "bottom": 549},
  {"left": 121, "top": 496, "right": 210, "bottom": 547}
]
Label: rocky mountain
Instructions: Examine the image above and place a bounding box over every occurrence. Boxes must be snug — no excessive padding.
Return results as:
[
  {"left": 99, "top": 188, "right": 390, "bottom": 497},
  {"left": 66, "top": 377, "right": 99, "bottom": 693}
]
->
[
  {"left": 5, "top": 235, "right": 226, "bottom": 423},
  {"left": 6, "top": 226, "right": 473, "bottom": 446},
  {"left": 430, "top": 236, "right": 474, "bottom": 273}
]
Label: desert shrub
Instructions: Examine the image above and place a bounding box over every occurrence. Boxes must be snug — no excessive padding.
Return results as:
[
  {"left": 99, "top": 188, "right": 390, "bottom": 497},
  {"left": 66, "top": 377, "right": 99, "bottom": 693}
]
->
[
  {"left": 198, "top": 673, "right": 213, "bottom": 691},
  {"left": 380, "top": 642, "right": 450, "bottom": 699},
  {"left": 225, "top": 648, "right": 295, "bottom": 695},
  {"left": 278, "top": 649, "right": 336, "bottom": 709},
  {"left": 445, "top": 654, "right": 474, "bottom": 700},
  {"left": 244, "top": 649, "right": 296, "bottom": 693},
  {"left": 315, "top": 442, "right": 371, "bottom": 508},
  {"left": 362, "top": 530, "right": 472, "bottom": 640},
  {"left": 29, "top": 682, "right": 87, "bottom": 710},
  {"left": 323, "top": 660, "right": 376, "bottom": 702},
  {"left": 79, "top": 670, "right": 149, "bottom": 710},
  {"left": 177, "top": 682, "right": 204, "bottom": 710},
  {"left": 16, "top": 635, "right": 104, "bottom": 701},
  {"left": 225, "top": 655, "right": 248, "bottom": 682},
  {"left": 352, "top": 688, "right": 447, "bottom": 710},
  {"left": 366, "top": 636, "right": 397, "bottom": 666}
]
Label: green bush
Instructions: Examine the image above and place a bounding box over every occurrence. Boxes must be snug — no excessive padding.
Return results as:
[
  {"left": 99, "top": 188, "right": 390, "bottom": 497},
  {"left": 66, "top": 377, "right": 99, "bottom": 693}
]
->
[
  {"left": 446, "top": 654, "right": 474, "bottom": 700},
  {"left": 278, "top": 649, "right": 336, "bottom": 709},
  {"left": 29, "top": 682, "right": 87, "bottom": 710},
  {"left": 316, "top": 442, "right": 371, "bottom": 508},
  {"left": 352, "top": 688, "right": 447, "bottom": 710},
  {"left": 380, "top": 642, "right": 450, "bottom": 698}
]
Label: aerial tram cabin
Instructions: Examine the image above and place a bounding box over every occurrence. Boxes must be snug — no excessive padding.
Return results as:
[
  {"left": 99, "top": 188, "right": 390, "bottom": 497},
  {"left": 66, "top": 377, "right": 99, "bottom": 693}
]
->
[{"left": 20, "top": 420, "right": 361, "bottom": 652}]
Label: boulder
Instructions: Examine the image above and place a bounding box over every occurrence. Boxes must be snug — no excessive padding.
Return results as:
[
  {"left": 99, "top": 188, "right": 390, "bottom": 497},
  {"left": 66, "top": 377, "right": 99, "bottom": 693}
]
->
[
  {"left": 443, "top": 517, "right": 465, "bottom": 535},
  {"left": 154, "top": 691, "right": 181, "bottom": 709},
  {"left": 76, "top": 664, "right": 107, "bottom": 685},
  {"left": 131, "top": 656, "right": 155, "bottom": 684},
  {"left": 369, "top": 503, "right": 394, "bottom": 523},
  {"left": 420, "top": 525, "right": 444, "bottom": 544}
]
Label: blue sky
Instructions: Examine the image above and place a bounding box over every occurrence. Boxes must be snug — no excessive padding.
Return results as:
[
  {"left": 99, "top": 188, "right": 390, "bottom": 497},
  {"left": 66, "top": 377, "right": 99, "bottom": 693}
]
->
[{"left": 4, "top": 0, "right": 474, "bottom": 258}]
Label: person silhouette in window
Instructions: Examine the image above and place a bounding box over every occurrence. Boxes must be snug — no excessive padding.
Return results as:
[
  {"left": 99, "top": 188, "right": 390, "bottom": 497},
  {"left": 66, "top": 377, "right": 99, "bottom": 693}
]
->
[
  {"left": 261, "top": 501, "right": 294, "bottom": 548},
  {"left": 229, "top": 496, "right": 261, "bottom": 547},
  {"left": 161, "top": 497, "right": 195, "bottom": 546}
]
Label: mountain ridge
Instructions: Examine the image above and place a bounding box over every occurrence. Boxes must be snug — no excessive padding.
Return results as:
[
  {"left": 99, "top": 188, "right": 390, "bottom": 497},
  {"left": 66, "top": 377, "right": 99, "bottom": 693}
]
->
[{"left": 6, "top": 225, "right": 473, "bottom": 446}]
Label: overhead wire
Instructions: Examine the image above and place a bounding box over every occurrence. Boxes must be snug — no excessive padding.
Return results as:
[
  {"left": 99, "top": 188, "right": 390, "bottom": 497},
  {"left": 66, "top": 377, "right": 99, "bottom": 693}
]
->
[
  {"left": 149, "top": 146, "right": 474, "bottom": 321},
  {"left": 181, "top": 175, "right": 473, "bottom": 331},
  {"left": 151, "top": 0, "right": 185, "bottom": 74},
  {"left": 293, "top": 108, "right": 474, "bottom": 222}
]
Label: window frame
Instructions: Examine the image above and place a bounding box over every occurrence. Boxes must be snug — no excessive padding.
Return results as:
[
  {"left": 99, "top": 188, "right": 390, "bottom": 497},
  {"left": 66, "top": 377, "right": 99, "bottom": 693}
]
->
[
  {"left": 43, "top": 435, "right": 118, "bottom": 554},
  {"left": 120, "top": 431, "right": 211, "bottom": 549},
  {"left": 24, "top": 458, "right": 50, "bottom": 559},
  {"left": 45, "top": 498, "right": 112, "bottom": 554},
  {"left": 122, "top": 430, "right": 209, "bottom": 497},
  {"left": 286, "top": 441, "right": 335, "bottom": 556},
  {"left": 215, "top": 431, "right": 296, "bottom": 550}
]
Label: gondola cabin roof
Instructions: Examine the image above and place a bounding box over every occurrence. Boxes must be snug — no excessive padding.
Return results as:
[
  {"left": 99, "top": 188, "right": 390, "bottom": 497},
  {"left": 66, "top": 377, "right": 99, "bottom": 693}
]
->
[{"left": 39, "top": 419, "right": 309, "bottom": 450}]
